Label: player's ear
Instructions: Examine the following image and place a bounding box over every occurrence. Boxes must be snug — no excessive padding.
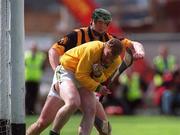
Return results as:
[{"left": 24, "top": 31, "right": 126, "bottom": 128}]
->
[{"left": 90, "top": 19, "right": 93, "bottom": 25}]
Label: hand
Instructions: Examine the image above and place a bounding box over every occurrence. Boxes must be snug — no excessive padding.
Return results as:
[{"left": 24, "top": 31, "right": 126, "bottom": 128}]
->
[
  {"left": 98, "top": 85, "right": 112, "bottom": 96},
  {"left": 95, "top": 92, "right": 102, "bottom": 100},
  {"left": 131, "top": 41, "right": 145, "bottom": 60}
]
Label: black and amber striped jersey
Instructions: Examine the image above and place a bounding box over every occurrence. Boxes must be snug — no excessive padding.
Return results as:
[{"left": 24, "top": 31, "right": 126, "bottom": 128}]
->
[{"left": 51, "top": 26, "right": 114, "bottom": 55}]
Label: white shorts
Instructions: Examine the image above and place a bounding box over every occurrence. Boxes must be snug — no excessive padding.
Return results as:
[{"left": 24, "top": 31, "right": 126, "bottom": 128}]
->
[{"left": 48, "top": 65, "right": 81, "bottom": 99}]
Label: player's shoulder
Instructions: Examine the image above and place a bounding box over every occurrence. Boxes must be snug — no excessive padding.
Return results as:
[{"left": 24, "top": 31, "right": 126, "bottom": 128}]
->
[
  {"left": 64, "top": 27, "right": 85, "bottom": 36},
  {"left": 83, "top": 40, "right": 102, "bottom": 48},
  {"left": 119, "top": 37, "right": 133, "bottom": 48},
  {"left": 69, "top": 27, "right": 88, "bottom": 38},
  {"left": 74, "top": 27, "right": 88, "bottom": 32},
  {"left": 106, "top": 32, "right": 113, "bottom": 37},
  {"left": 91, "top": 40, "right": 103, "bottom": 44},
  {"left": 61, "top": 28, "right": 82, "bottom": 40},
  {"left": 89, "top": 40, "right": 103, "bottom": 49}
]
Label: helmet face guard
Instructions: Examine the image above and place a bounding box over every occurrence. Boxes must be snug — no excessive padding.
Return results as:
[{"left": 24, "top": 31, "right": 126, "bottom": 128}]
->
[{"left": 92, "top": 8, "right": 112, "bottom": 24}]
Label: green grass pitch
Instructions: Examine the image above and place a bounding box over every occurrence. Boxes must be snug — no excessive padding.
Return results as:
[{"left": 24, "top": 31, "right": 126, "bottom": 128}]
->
[{"left": 26, "top": 115, "right": 180, "bottom": 135}]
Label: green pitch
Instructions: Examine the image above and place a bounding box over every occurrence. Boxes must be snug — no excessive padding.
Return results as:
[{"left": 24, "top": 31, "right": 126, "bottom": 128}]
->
[{"left": 26, "top": 115, "right": 180, "bottom": 135}]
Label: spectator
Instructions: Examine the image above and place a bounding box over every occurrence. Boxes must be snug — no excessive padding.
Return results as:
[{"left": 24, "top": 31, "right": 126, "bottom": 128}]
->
[
  {"left": 153, "top": 46, "right": 176, "bottom": 75},
  {"left": 152, "top": 45, "right": 176, "bottom": 109},
  {"left": 161, "top": 68, "right": 180, "bottom": 115},
  {"left": 25, "top": 42, "right": 46, "bottom": 115},
  {"left": 119, "top": 70, "right": 145, "bottom": 115}
]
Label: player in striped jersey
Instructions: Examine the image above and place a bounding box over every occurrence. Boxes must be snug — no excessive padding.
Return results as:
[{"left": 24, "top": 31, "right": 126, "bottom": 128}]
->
[{"left": 26, "top": 8, "right": 144, "bottom": 135}]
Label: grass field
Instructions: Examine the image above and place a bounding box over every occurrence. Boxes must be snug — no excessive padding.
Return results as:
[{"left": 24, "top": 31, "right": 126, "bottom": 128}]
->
[{"left": 26, "top": 114, "right": 180, "bottom": 135}]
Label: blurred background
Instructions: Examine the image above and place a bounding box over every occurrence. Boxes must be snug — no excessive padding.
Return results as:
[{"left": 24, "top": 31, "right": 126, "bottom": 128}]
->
[{"left": 24, "top": 0, "right": 180, "bottom": 116}]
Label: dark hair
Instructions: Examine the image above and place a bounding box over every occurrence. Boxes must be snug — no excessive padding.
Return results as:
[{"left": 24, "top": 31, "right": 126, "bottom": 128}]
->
[{"left": 106, "top": 38, "right": 123, "bottom": 56}]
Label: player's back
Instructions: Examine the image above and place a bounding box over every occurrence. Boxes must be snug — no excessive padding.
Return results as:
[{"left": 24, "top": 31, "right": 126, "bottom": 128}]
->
[{"left": 60, "top": 41, "right": 103, "bottom": 72}]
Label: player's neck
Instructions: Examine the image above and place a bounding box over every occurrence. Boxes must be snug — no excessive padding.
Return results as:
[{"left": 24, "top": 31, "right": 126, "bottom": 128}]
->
[{"left": 90, "top": 26, "right": 105, "bottom": 39}]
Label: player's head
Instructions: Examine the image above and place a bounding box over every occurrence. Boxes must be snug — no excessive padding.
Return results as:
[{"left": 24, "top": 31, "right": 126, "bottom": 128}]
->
[
  {"left": 101, "top": 38, "right": 122, "bottom": 66},
  {"left": 91, "top": 8, "right": 112, "bottom": 35},
  {"left": 92, "top": 8, "right": 112, "bottom": 23}
]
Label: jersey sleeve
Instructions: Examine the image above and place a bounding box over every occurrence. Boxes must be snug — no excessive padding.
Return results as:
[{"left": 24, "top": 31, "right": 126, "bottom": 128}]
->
[
  {"left": 51, "top": 31, "right": 78, "bottom": 56},
  {"left": 121, "top": 38, "right": 133, "bottom": 49}
]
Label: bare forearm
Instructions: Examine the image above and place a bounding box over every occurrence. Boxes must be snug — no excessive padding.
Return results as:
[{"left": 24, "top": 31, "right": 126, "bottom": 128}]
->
[{"left": 48, "top": 48, "right": 60, "bottom": 71}]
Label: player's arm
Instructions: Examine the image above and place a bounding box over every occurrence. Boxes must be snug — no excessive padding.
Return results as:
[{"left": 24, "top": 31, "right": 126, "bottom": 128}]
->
[
  {"left": 48, "top": 48, "right": 60, "bottom": 71},
  {"left": 92, "top": 39, "right": 144, "bottom": 84},
  {"left": 48, "top": 31, "right": 78, "bottom": 71},
  {"left": 116, "top": 38, "right": 145, "bottom": 74},
  {"left": 121, "top": 38, "right": 145, "bottom": 60},
  {"left": 112, "top": 40, "right": 145, "bottom": 83},
  {"left": 117, "top": 47, "right": 134, "bottom": 75}
]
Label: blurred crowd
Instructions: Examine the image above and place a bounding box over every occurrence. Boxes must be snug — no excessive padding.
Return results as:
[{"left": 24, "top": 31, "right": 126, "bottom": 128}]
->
[{"left": 101, "top": 45, "right": 180, "bottom": 116}]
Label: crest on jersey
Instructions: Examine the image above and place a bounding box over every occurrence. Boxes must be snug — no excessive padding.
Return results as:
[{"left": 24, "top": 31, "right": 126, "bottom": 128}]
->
[{"left": 58, "top": 37, "right": 68, "bottom": 45}]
